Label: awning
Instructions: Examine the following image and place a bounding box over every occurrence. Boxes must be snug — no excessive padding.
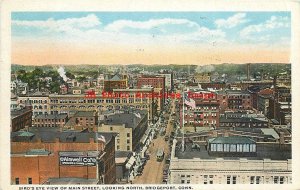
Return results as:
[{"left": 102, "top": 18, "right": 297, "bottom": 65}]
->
[
  {"left": 140, "top": 134, "right": 148, "bottom": 145},
  {"left": 125, "top": 156, "right": 136, "bottom": 169}
]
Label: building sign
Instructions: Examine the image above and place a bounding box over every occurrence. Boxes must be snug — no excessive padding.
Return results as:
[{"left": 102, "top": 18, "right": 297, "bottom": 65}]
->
[
  {"left": 188, "top": 92, "right": 216, "bottom": 99},
  {"left": 59, "top": 156, "right": 97, "bottom": 166},
  {"left": 85, "top": 90, "right": 96, "bottom": 99}
]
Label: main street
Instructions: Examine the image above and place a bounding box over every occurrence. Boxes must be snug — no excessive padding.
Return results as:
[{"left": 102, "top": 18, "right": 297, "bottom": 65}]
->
[{"left": 133, "top": 98, "right": 176, "bottom": 184}]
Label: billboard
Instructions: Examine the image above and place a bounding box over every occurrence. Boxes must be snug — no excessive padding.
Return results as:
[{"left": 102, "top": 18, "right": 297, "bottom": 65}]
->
[{"left": 59, "top": 156, "right": 97, "bottom": 166}]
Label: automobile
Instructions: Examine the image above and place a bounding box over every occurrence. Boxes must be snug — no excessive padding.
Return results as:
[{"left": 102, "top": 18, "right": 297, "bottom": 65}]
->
[
  {"left": 163, "top": 169, "right": 169, "bottom": 175},
  {"left": 164, "top": 135, "right": 169, "bottom": 141},
  {"left": 145, "top": 154, "right": 150, "bottom": 160},
  {"left": 165, "top": 155, "right": 171, "bottom": 164}
]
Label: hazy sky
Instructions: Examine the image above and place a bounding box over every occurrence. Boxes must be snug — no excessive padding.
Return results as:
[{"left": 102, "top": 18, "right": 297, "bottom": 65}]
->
[{"left": 12, "top": 12, "right": 291, "bottom": 65}]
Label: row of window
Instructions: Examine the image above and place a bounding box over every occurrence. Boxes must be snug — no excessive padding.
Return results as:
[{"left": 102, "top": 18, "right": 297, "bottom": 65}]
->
[
  {"left": 220, "top": 123, "right": 268, "bottom": 127},
  {"left": 185, "top": 106, "right": 218, "bottom": 111},
  {"left": 35, "top": 119, "right": 65, "bottom": 122},
  {"left": 210, "top": 143, "right": 256, "bottom": 152},
  {"left": 179, "top": 175, "right": 291, "bottom": 184},
  {"left": 20, "top": 100, "right": 48, "bottom": 104},
  {"left": 50, "top": 98, "right": 151, "bottom": 104},
  {"left": 185, "top": 120, "right": 217, "bottom": 125},
  {"left": 15, "top": 177, "right": 32, "bottom": 184},
  {"left": 116, "top": 145, "right": 131, "bottom": 151}
]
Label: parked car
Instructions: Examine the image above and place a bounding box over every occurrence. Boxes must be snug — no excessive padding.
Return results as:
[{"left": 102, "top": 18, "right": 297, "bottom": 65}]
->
[
  {"left": 145, "top": 154, "right": 150, "bottom": 160},
  {"left": 164, "top": 135, "right": 169, "bottom": 141}
]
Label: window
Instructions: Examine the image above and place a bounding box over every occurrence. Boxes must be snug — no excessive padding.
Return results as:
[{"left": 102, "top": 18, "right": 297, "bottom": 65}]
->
[
  {"left": 217, "top": 144, "right": 223, "bottom": 152},
  {"left": 232, "top": 176, "right": 236, "bottom": 184},
  {"left": 186, "top": 180, "right": 190, "bottom": 184},
  {"left": 274, "top": 176, "right": 279, "bottom": 184},
  {"left": 127, "top": 146, "right": 130, "bottom": 150},
  {"left": 250, "top": 144, "right": 256, "bottom": 152},
  {"left": 237, "top": 144, "right": 242, "bottom": 152},
  {"left": 230, "top": 144, "right": 236, "bottom": 152},
  {"left": 211, "top": 144, "right": 216, "bottom": 151},
  {"left": 256, "top": 176, "right": 260, "bottom": 184},
  {"left": 117, "top": 145, "right": 120, "bottom": 150},
  {"left": 280, "top": 176, "right": 284, "bottom": 184},
  {"left": 15, "top": 178, "right": 19, "bottom": 185},
  {"left": 250, "top": 176, "right": 255, "bottom": 184},
  {"left": 181, "top": 180, "right": 185, "bottom": 184},
  {"left": 127, "top": 133, "right": 130, "bottom": 137},
  {"left": 209, "top": 175, "right": 213, "bottom": 184},
  {"left": 243, "top": 144, "right": 249, "bottom": 152},
  {"left": 127, "top": 139, "right": 130, "bottom": 144},
  {"left": 117, "top": 139, "right": 120, "bottom": 143},
  {"left": 227, "top": 176, "right": 231, "bottom": 184},
  {"left": 110, "top": 127, "right": 113, "bottom": 131},
  {"left": 224, "top": 144, "right": 230, "bottom": 152},
  {"left": 28, "top": 178, "right": 32, "bottom": 184},
  {"left": 203, "top": 175, "right": 208, "bottom": 184}
]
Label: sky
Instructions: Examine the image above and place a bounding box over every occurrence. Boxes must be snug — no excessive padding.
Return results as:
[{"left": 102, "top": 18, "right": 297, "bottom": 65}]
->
[{"left": 11, "top": 12, "right": 291, "bottom": 65}]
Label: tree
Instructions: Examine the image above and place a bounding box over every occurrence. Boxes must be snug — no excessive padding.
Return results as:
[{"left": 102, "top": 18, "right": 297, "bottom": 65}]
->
[
  {"left": 66, "top": 71, "right": 75, "bottom": 79},
  {"left": 32, "top": 68, "right": 44, "bottom": 77},
  {"left": 76, "top": 76, "right": 87, "bottom": 82}
]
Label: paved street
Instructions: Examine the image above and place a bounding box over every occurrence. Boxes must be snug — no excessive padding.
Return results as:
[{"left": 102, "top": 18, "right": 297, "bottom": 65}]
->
[{"left": 133, "top": 99, "right": 176, "bottom": 184}]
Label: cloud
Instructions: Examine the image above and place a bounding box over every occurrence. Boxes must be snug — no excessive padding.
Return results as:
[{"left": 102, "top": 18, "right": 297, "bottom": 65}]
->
[
  {"left": 12, "top": 14, "right": 101, "bottom": 33},
  {"left": 105, "top": 18, "right": 199, "bottom": 32},
  {"left": 13, "top": 15, "right": 227, "bottom": 47},
  {"left": 215, "top": 13, "right": 248, "bottom": 28},
  {"left": 240, "top": 16, "right": 290, "bottom": 40}
]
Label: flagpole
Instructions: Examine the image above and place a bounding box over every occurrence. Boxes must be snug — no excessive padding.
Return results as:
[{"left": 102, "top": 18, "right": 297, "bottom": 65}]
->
[{"left": 182, "top": 90, "right": 185, "bottom": 152}]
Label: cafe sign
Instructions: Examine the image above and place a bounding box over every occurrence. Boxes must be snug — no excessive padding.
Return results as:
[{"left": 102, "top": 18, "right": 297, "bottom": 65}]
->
[{"left": 59, "top": 156, "right": 97, "bottom": 166}]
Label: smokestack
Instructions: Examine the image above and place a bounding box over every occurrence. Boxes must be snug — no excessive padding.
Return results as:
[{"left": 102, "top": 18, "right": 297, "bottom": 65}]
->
[{"left": 247, "top": 63, "right": 250, "bottom": 80}]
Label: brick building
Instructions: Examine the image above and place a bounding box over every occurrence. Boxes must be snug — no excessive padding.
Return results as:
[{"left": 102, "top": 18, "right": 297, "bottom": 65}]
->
[
  {"left": 157, "top": 73, "right": 173, "bottom": 91},
  {"left": 219, "top": 112, "right": 269, "bottom": 128},
  {"left": 137, "top": 75, "right": 166, "bottom": 105},
  {"left": 33, "top": 113, "right": 68, "bottom": 128},
  {"left": 104, "top": 74, "right": 128, "bottom": 92},
  {"left": 217, "top": 90, "right": 252, "bottom": 112},
  {"left": 64, "top": 111, "right": 98, "bottom": 131},
  {"left": 11, "top": 130, "right": 116, "bottom": 184},
  {"left": 227, "top": 90, "right": 252, "bottom": 110},
  {"left": 257, "top": 88, "right": 274, "bottom": 116},
  {"left": 11, "top": 104, "right": 33, "bottom": 132},
  {"left": 179, "top": 92, "right": 220, "bottom": 131}
]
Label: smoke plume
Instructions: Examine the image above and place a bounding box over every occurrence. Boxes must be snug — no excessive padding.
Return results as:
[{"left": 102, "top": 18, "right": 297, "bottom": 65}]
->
[
  {"left": 195, "top": 65, "right": 215, "bottom": 73},
  {"left": 58, "top": 66, "right": 68, "bottom": 82}
]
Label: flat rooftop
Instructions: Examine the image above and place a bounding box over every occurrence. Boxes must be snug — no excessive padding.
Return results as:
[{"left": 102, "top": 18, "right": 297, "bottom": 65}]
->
[
  {"left": 100, "top": 110, "right": 147, "bottom": 129},
  {"left": 174, "top": 142, "right": 291, "bottom": 161},
  {"left": 35, "top": 113, "right": 68, "bottom": 120},
  {"left": 11, "top": 128, "right": 115, "bottom": 145}
]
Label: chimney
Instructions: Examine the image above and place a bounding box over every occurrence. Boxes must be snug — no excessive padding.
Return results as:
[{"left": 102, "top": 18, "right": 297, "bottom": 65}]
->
[
  {"left": 212, "top": 130, "right": 218, "bottom": 137},
  {"left": 247, "top": 63, "right": 250, "bottom": 80},
  {"left": 279, "top": 131, "right": 285, "bottom": 144}
]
